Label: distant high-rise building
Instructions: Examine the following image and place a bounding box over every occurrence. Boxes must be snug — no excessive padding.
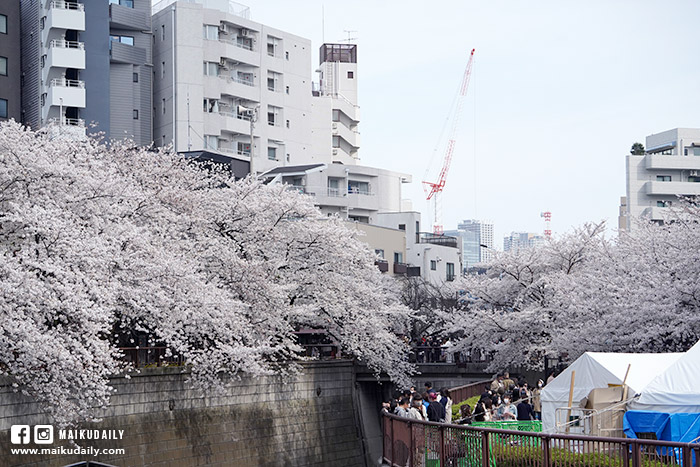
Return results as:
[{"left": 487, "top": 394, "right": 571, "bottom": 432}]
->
[
  {"left": 0, "top": 1, "right": 21, "bottom": 122},
  {"left": 20, "top": 0, "right": 152, "bottom": 144},
  {"left": 503, "top": 232, "right": 546, "bottom": 252},
  {"left": 626, "top": 128, "right": 700, "bottom": 229},
  {"left": 444, "top": 219, "right": 494, "bottom": 270}
]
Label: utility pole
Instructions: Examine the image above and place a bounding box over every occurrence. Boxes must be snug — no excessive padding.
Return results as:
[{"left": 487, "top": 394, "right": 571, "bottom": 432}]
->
[{"left": 245, "top": 104, "right": 259, "bottom": 177}]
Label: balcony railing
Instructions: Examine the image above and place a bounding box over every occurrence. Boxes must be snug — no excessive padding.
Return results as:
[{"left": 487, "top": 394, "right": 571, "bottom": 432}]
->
[
  {"left": 49, "top": 39, "right": 85, "bottom": 50},
  {"left": 219, "top": 74, "right": 255, "bottom": 87},
  {"left": 218, "top": 110, "right": 251, "bottom": 121},
  {"left": 50, "top": 78, "right": 85, "bottom": 88},
  {"left": 48, "top": 117, "right": 85, "bottom": 127},
  {"left": 219, "top": 37, "right": 254, "bottom": 51},
  {"left": 393, "top": 262, "right": 408, "bottom": 275},
  {"left": 375, "top": 259, "right": 389, "bottom": 273},
  {"left": 50, "top": 0, "right": 85, "bottom": 11}
]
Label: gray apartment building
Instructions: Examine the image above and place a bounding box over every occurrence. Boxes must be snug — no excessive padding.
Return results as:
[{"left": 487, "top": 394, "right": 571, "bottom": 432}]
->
[
  {"left": 20, "top": 0, "right": 152, "bottom": 145},
  {"left": 0, "top": 0, "right": 21, "bottom": 121}
]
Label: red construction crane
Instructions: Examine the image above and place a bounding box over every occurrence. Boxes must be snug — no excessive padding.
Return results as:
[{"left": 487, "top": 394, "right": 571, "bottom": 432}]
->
[{"left": 422, "top": 49, "right": 475, "bottom": 235}]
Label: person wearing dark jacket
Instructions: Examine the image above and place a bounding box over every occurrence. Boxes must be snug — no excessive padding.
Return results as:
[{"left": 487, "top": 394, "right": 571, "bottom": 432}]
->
[
  {"left": 427, "top": 392, "right": 446, "bottom": 422},
  {"left": 516, "top": 399, "right": 535, "bottom": 421}
]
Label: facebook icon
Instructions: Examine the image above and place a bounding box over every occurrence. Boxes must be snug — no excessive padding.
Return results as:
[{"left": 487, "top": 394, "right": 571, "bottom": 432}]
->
[{"left": 11, "top": 425, "right": 30, "bottom": 444}]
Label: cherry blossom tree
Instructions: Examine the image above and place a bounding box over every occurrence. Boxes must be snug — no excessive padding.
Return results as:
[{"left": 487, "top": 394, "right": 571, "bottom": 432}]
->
[
  {"left": 0, "top": 121, "right": 413, "bottom": 426},
  {"left": 441, "top": 206, "right": 700, "bottom": 372}
]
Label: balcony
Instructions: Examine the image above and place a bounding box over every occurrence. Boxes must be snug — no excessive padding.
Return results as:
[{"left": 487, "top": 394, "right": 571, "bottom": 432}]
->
[
  {"left": 645, "top": 181, "right": 700, "bottom": 196},
  {"left": 332, "top": 121, "right": 360, "bottom": 149},
  {"left": 219, "top": 38, "right": 259, "bottom": 67},
  {"left": 641, "top": 206, "right": 669, "bottom": 221},
  {"left": 375, "top": 260, "right": 389, "bottom": 273},
  {"left": 110, "top": 41, "right": 147, "bottom": 65},
  {"left": 393, "top": 262, "right": 408, "bottom": 275},
  {"left": 47, "top": 40, "right": 85, "bottom": 69},
  {"left": 48, "top": 78, "right": 86, "bottom": 108},
  {"left": 46, "top": 1, "right": 85, "bottom": 31},
  {"left": 109, "top": 3, "right": 149, "bottom": 31},
  {"left": 645, "top": 154, "right": 700, "bottom": 171}
]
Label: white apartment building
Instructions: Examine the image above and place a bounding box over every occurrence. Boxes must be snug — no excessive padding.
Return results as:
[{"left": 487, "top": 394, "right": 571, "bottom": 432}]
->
[
  {"left": 626, "top": 128, "right": 700, "bottom": 228},
  {"left": 375, "top": 212, "right": 462, "bottom": 285},
  {"left": 310, "top": 44, "right": 360, "bottom": 165},
  {"left": 261, "top": 163, "right": 411, "bottom": 224},
  {"left": 152, "top": 0, "right": 313, "bottom": 174},
  {"left": 20, "top": 0, "right": 87, "bottom": 131}
]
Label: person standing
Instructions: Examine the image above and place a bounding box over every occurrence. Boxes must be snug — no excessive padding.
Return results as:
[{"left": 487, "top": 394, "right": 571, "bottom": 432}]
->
[
  {"left": 532, "top": 379, "right": 543, "bottom": 420},
  {"left": 427, "top": 392, "right": 446, "bottom": 422},
  {"left": 439, "top": 388, "right": 453, "bottom": 423}
]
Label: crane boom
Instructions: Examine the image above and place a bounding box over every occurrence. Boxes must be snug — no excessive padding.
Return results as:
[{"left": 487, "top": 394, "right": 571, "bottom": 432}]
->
[{"left": 422, "top": 48, "right": 475, "bottom": 234}]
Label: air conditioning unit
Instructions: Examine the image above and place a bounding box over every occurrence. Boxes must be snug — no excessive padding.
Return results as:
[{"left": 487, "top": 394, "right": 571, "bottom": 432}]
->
[
  {"left": 218, "top": 24, "right": 227, "bottom": 33},
  {"left": 240, "top": 29, "right": 249, "bottom": 37},
  {"left": 219, "top": 58, "right": 228, "bottom": 69},
  {"left": 332, "top": 149, "right": 338, "bottom": 155},
  {"left": 690, "top": 170, "right": 698, "bottom": 176}
]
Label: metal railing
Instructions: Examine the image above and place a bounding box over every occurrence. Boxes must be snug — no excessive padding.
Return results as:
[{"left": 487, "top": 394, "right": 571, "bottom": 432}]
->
[
  {"left": 449, "top": 379, "right": 492, "bottom": 405},
  {"left": 218, "top": 74, "right": 255, "bottom": 87},
  {"left": 50, "top": 1, "right": 85, "bottom": 11},
  {"left": 119, "top": 347, "right": 185, "bottom": 368},
  {"left": 50, "top": 78, "right": 85, "bottom": 88},
  {"left": 218, "top": 37, "right": 254, "bottom": 51},
  {"left": 49, "top": 39, "right": 85, "bottom": 50},
  {"left": 48, "top": 117, "right": 85, "bottom": 127},
  {"left": 382, "top": 413, "right": 700, "bottom": 467},
  {"left": 218, "top": 110, "right": 251, "bottom": 121}
]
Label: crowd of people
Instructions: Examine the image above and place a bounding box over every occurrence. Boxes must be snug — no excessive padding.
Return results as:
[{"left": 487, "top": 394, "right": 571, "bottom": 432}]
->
[
  {"left": 382, "top": 382, "right": 454, "bottom": 423},
  {"left": 383, "top": 372, "right": 546, "bottom": 426},
  {"left": 471, "top": 372, "right": 543, "bottom": 423}
]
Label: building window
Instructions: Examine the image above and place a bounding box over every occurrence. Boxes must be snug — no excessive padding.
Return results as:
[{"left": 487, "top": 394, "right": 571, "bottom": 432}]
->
[
  {"left": 375, "top": 249, "right": 385, "bottom": 259},
  {"left": 0, "top": 15, "right": 6, "bottom": 34},
  {"left": 0, "top": 57, "right": 6, "bottom": 76},
  {"left": 161, "top": 25, "right": 165, "bottom": 41},
  {"left": 0, "top": 99, "right": 7, "bottom": 118},
  {"left": 689, "top": 176, "right": 700, "bottom": 183},
  {"left": 162, "top": 61, "right": 167, "bottom": 78},
  {"left": 203, "top": 62, "right": 218, "bottom": 77},
  {"left": 332, "top": 136, "right": 340, "bottom": 148},
  {"left": 285, "top": 51, "right": 289, "bottom": 60},
  {"left": 203, "top": 25, "right": 219, "bottom": 40},
  {"left": 347, "top": 71, "right": 354, "bottom": 79},
  {"left": 162, "top": 98, "right": 166, "bottom": 114},
  {"left": 110, "top": 35, "right": 134, "bottom": 46},
  {"left": 109, "top": 0, "right": 134, "bottom": 7},
  {"left": 286, "top": 120, "right": 290, "bottom": 128},
  {"left": 204, "top": 135, "right": 218, "bottom": 150},
  {"left": 133, "top": 109, "right": 138, "bottom": 119},
  {"left": 332, "top": 110, "right": 340, "bottom": 122},
  {"left": 267, "top": 36, "right": 280, "bottom": 57},
  {"left": 656, "top": 175, "right": 671, "bottom": 182},
  {"left": 203, "top": 98, "right": 218, "bottom": 113},
  {"left": 398, "top": 224, "right": 406, "bottom": 231},
  {"left": 268, "top": 147, "right": 277, "bottom": 161},
  {"left": 237, "top": 142, "right": 251, "bottom": 156},
  {"left": 657, "top": 200, "right": 670, "bottom": 208},
  {"left": 133, "top": 72, "right": 139, "bottom": 83},
  {"left": 267, "top": 106, "right": 281, "bottom": 126},
  {"left": 430, "top": 260, "right": 437, "bottom": 271},
  {"left": 394, "top": 252, "right": 403, "bottom": 264},
  {"left": 285, "top": 85, "right": 289, "bottom": 94},
  {"left": 446, "top": 262, "right": 455, "bottom": 281}
]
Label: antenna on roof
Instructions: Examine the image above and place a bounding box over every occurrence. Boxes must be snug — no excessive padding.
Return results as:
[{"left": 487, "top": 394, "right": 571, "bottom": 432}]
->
[{"left": 337, "top": 30, "right": 357, "bottom": 43}]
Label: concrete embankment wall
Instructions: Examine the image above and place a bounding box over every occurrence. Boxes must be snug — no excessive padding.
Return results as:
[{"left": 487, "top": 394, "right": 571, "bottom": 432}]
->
[{"left": 0, "top": 361, "right": 365, "bottom": 466}]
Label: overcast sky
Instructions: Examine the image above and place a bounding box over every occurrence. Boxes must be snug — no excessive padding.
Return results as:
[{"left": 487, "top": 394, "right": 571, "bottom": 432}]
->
[{"left": 203, "top": 0, "right": 700, "bottom": 245}]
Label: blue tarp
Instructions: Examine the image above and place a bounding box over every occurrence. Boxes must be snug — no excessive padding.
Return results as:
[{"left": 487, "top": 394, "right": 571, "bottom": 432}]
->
[
  {"left": 624, "top": 410, "right": 700, "bottom": 466},
  {"left": 624, "top": 410, "right": 700, "bottom": 443}
]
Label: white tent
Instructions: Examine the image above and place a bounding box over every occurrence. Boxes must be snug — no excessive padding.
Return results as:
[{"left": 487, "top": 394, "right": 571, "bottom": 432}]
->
[
  {"left": 629, "top": 340, "right": 700, "bottom": 413},
  {"left": 541, "top": 352, "right": 682, "bottom": 433}
]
